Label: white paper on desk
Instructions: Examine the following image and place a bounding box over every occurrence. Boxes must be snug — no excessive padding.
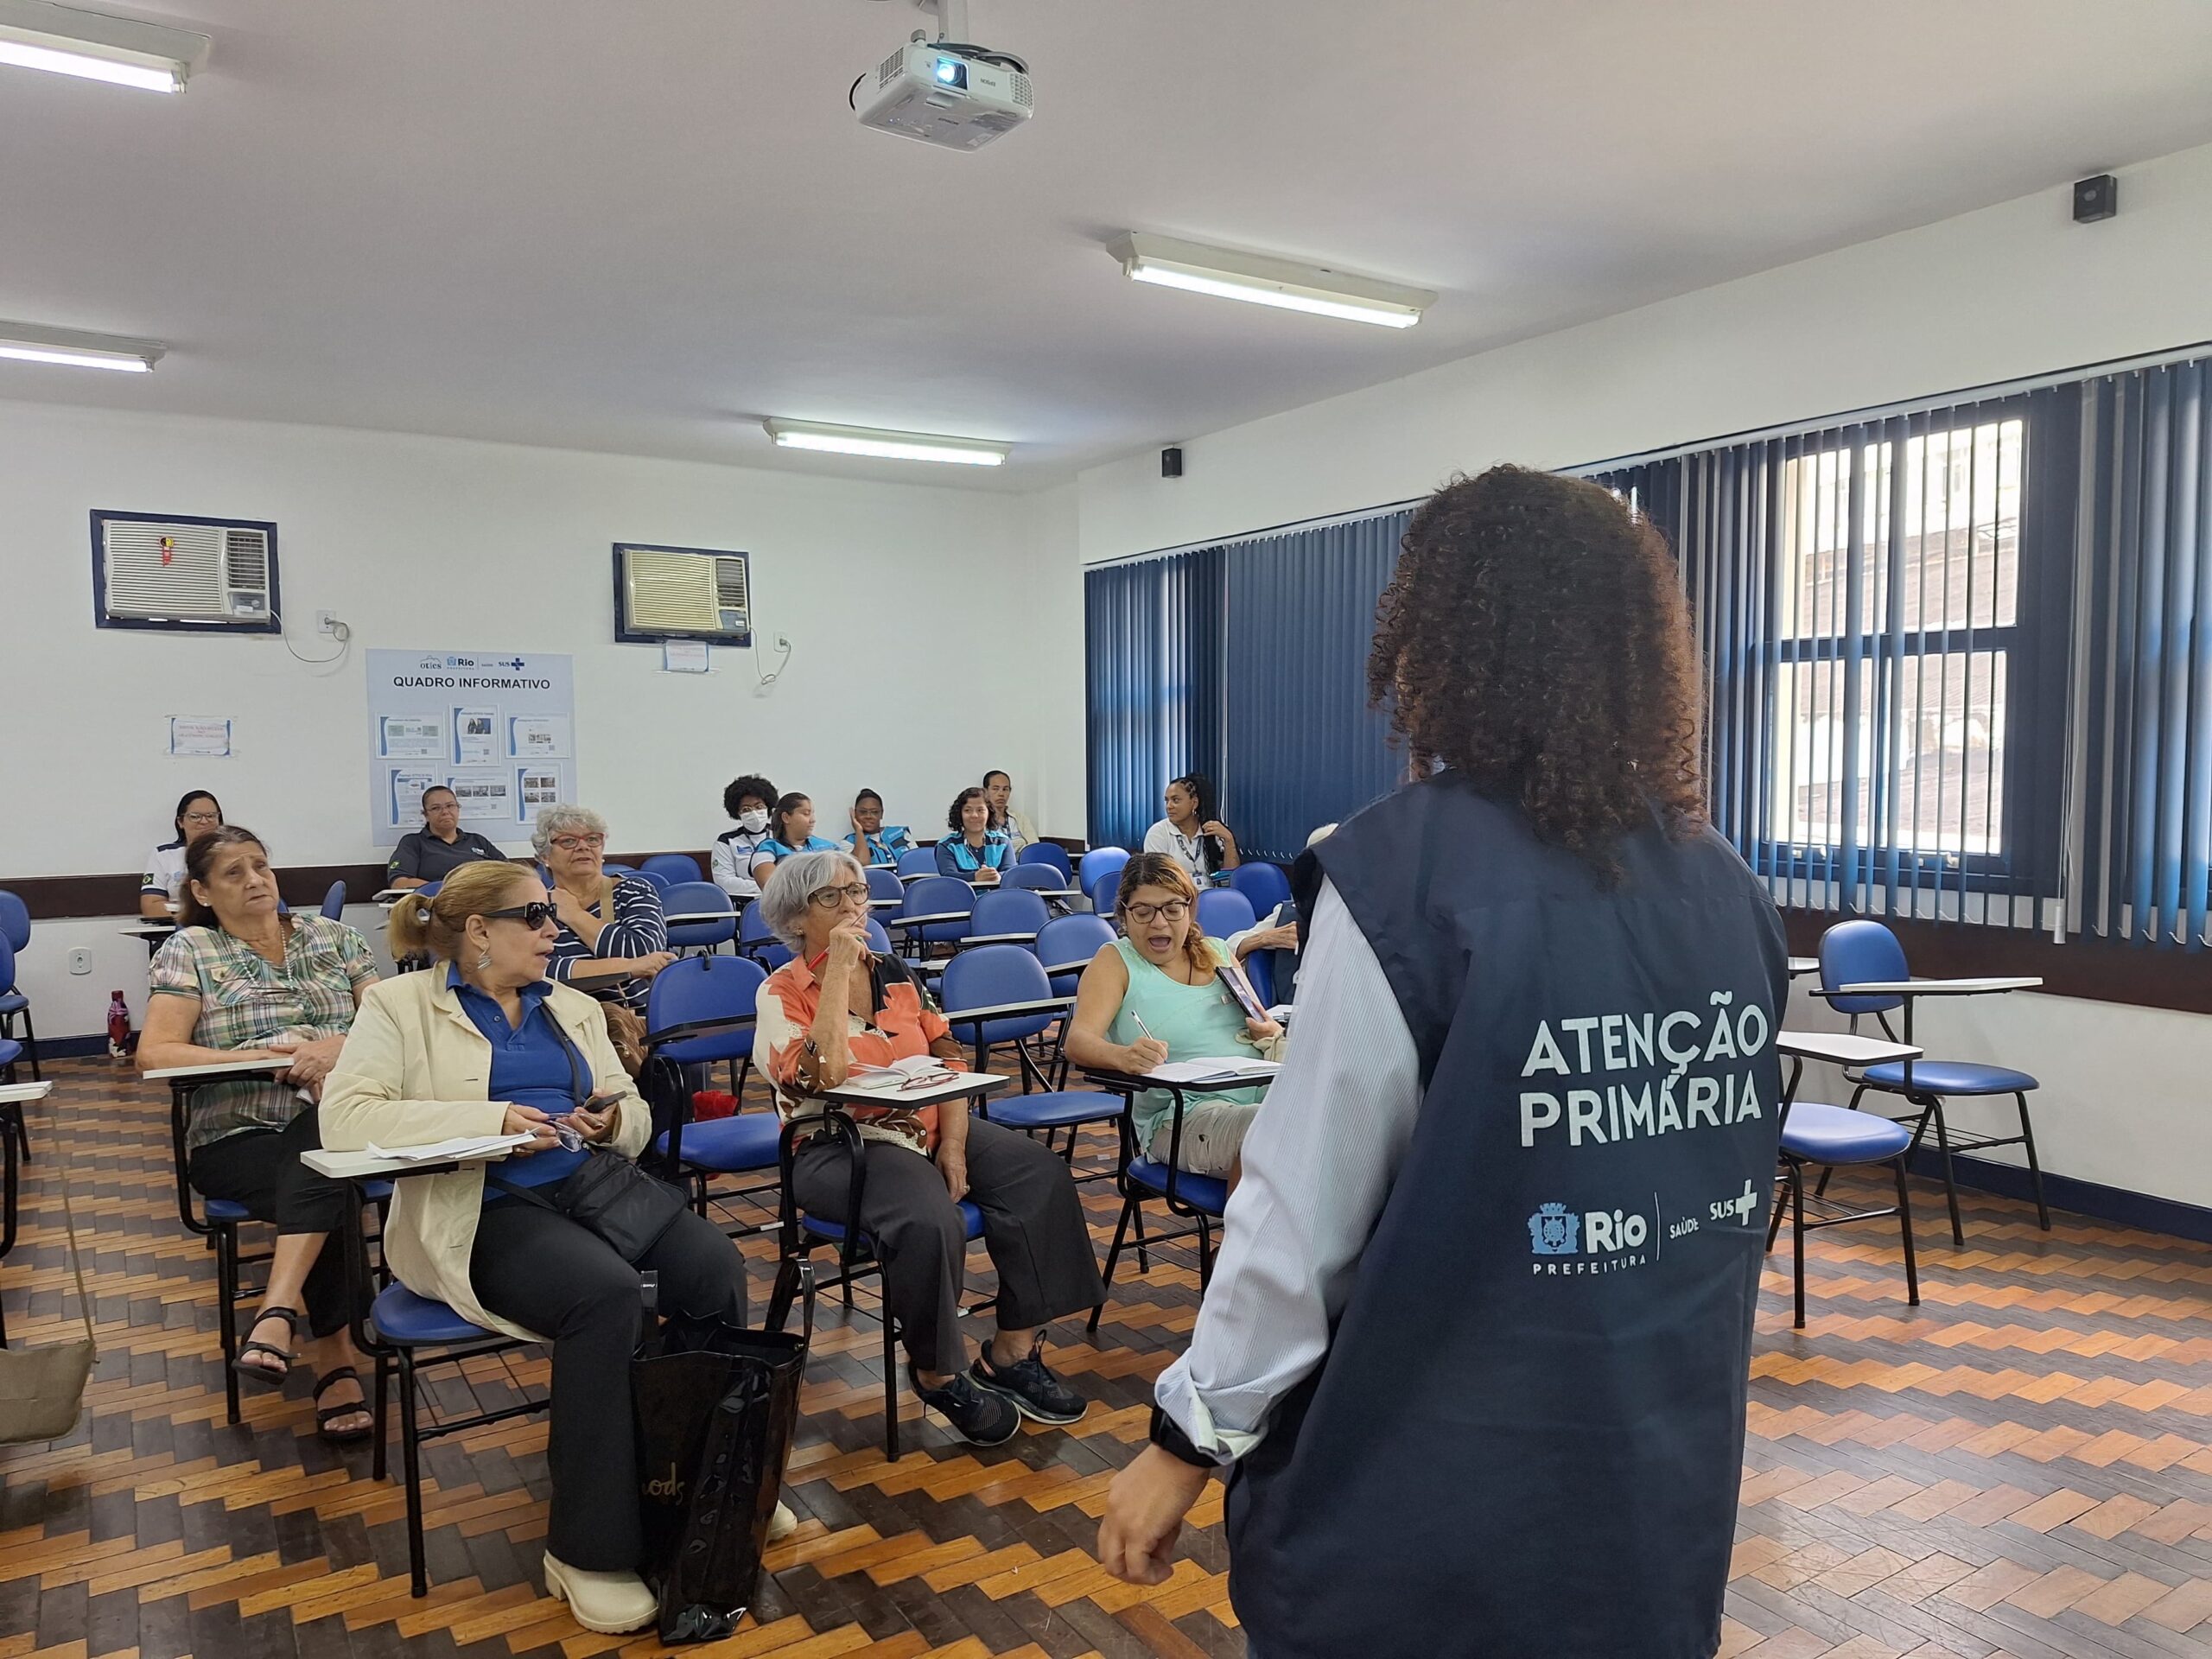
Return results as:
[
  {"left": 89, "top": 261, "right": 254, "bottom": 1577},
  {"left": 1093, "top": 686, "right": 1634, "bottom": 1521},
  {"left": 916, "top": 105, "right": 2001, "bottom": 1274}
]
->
[
  {"left": 1147, "top": 1057, "right": 1280, "bottom": 1085},
  {"left": 364, "top": 1132, "right": 535, "bottom": 1163}
]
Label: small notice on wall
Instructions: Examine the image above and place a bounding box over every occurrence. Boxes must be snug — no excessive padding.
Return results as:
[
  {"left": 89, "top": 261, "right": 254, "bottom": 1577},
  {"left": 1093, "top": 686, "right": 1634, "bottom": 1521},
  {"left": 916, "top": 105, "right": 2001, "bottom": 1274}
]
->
[
  {"left": 169, "top": 716, "right": 232, "bottom": 757},
  {"left": 662, "top": 640, "right": 709, "bottom": 674},
  {"left": 364, "top": 650, "right": 576, "bottom": 847}
]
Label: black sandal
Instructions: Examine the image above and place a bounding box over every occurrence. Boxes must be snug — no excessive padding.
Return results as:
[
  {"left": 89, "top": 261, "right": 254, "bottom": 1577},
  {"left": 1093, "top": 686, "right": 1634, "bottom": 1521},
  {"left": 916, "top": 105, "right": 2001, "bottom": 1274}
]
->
[
  {"left": 313, "top": 1367, "right": 376, "bottom": 1445},
  {"left": 232, "top": 1305, "right": 299, "bottom": 1390}
]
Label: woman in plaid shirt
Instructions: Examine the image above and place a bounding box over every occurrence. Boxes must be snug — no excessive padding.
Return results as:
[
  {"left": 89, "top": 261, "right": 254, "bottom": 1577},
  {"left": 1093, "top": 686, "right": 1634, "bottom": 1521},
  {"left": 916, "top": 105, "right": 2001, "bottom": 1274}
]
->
[{"left": 137, "top": 826, "right": 381, "bottom": 1441}]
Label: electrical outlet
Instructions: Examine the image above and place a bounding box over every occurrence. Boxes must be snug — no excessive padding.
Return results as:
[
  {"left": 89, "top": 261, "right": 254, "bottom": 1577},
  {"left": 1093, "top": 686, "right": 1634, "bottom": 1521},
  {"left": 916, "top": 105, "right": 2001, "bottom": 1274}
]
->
[
  {"left": 67, "top": 948, "right": 92, "bottom": 976},
  {"left": 316, "top": 610, "right": 339, "bottom": 634}
]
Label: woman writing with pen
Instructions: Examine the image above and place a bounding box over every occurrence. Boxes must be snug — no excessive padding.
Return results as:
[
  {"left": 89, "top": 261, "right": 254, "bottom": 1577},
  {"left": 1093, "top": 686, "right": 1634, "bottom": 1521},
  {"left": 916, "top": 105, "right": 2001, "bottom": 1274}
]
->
[{"left": 1064, "top": 853, "right": 1282, "bottom": 1188}]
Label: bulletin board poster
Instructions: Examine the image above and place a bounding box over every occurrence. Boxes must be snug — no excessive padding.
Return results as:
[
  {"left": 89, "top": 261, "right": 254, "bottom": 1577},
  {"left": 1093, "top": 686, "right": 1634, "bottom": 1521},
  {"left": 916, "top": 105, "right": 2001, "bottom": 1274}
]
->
[{"left": 365, "top": 650, "right": 575, "bottom": 847}]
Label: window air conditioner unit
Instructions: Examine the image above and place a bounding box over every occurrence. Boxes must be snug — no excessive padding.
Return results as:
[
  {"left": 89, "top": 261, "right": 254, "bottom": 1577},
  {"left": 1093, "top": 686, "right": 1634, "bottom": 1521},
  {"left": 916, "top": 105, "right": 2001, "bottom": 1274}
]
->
[
  {"left": 92, "top": 511, "right": 280, "bottom": 633},
  {"left": 613, "top": 543, "right": 753, "bottom": 645}
]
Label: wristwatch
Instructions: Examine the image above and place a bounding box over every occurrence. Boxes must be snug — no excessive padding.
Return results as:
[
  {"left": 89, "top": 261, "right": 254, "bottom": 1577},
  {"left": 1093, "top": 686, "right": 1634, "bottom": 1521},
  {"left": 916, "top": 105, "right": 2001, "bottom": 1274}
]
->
[{"left": 1148, "top": 1405, "right": 1224, "bottom": 1470}]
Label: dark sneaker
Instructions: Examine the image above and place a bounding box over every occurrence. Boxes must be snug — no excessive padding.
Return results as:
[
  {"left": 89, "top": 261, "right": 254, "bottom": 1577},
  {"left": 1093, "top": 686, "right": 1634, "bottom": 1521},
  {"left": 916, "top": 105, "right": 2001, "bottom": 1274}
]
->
[
  {"left": 911, "top": 1367, "right": 1020, "bottom": 1446},
  {"left": 970, "top": 1341, "right": 1088, "bottom": 1427}
]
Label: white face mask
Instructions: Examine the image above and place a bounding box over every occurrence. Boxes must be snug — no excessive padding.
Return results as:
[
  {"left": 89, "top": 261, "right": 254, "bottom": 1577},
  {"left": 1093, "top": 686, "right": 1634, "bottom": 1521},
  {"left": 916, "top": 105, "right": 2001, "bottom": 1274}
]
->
[{"left": 739, "top": 809, "right": 770, "bottom": 834}]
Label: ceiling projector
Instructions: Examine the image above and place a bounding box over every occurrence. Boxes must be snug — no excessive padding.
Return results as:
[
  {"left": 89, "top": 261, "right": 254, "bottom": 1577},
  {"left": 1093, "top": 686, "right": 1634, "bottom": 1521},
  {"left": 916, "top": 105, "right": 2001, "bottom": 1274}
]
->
[{"left": 856, "top": 0, "right": 1031, "bottom": 152}]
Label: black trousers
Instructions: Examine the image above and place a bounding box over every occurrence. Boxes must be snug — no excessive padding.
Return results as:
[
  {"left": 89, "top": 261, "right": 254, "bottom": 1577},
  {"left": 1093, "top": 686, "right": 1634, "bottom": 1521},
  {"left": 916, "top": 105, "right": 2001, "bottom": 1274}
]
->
[
  {"left": 469, "top": 1201, "right": 747, "bottom": 1572},
  {"left": 791, "top": 1117, "right": 1103, "bottom": 1374},
  {"left": 187, "top": 1108, "right": 358, "bottom": 1339}
]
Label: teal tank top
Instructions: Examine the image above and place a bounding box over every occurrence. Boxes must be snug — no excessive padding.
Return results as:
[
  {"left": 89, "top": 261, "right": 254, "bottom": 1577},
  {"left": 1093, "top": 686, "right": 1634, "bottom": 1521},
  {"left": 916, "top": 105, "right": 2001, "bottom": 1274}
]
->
[{"left": 1105, "top": 936, "right": 1266, "bottom": 1151}]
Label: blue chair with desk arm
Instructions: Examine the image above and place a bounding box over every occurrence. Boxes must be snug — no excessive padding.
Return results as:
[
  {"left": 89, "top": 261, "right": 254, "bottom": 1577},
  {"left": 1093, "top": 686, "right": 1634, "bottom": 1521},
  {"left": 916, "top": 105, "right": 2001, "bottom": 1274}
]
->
[
  {"left": 896, "top": 848, "right": 939, "bottom": 880},
  {"left": 319, "top": 880, "right": 347, "bottom": 919},
  {"left": 996, "top": 863, "right": 1067, "bottom": 899},
  {"left": 1017, "top": 842, "right": 1074, "bottom": 881},
  {"left": 963, "top": 887, "right": 1048, "bottom": 949},
  {"left": 866, "top": 865, "right": 906, "bottom": 909},
  {"left": 894, "top": 875, "right": 974, "bottom": 963},
  {"left": 1033, "top": 914, "right": 1114, "bottom": 1000},
  {"left": 1768, "top": 1030, "right": 1922, "bottom": 1329},
  {"left": 762, "top": 1105, "right": 982, "bottom": 1460},
  {"left": 1816, "top": 919, "right": 2047, "bottom": 1243},
  {"left": 308, "top": 1145, "right": 546, "bottom": 1598},
  {"left": 737, "top": 899, "right": 785, "bottom": 965},
  {"left": 659, "top": 880, "right": 738, "bottom": 955},
  {"left": 1194, "top": 887, "right": 1256, "bottom": 944},
  {"left": 1227, "top": 861, "right": 1292, "bottom": 918},
  {"left": 1077, "top": 847, "right": 1128, "bottom": 894},
  {"left": 1082, "top": 1069, "right": 1243, "bottom": 1332},
  {"left": 938, "top": 947, "right": 1121, "bottom": 1176},
  {"left": 642, "top": 955, "right": 780, "bottom": 1235},
  {"left": 641, "top": 852, "right": 703, "bottom": 885},
  {"left": 0, "top": 898, "right": 41, "bottom": 1090}
]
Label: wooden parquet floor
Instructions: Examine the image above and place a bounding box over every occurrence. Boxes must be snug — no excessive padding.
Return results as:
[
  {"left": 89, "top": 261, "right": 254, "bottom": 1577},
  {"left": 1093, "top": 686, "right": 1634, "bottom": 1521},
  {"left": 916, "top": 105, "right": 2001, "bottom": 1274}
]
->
[{"left": 2, "top": 1058, "right": 2209, "bottom": 1658}]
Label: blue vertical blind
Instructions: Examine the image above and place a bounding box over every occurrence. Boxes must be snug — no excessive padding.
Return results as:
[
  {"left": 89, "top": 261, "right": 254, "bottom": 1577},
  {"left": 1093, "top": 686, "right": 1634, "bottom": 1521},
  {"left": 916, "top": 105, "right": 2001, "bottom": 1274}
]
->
[
  {"left": 1084, "top": 547, "right": 1224, "bottom": 853},
  {"left": 1222, "top": 513, "right": 1408, "bottom": 861},
  {"left": 2078, "top": 355, "right": 2212, "bottom": 946},
  {"left": 1597, "top": 390, "right": 2073, "bottom": 931}
]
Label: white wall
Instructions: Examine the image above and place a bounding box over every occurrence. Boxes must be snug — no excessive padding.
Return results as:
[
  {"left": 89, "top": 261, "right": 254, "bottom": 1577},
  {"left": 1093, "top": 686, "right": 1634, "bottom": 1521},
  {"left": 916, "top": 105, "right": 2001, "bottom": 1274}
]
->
[
  {"left": 1077, "top": 140, "right": 2212, "bottom": 563},
  {"left": 1071, "top": 139, "right": 2212, "bottom": 1215},
  {"left": 0, "top": 404, "right": 1084, "bottom": 1035}
]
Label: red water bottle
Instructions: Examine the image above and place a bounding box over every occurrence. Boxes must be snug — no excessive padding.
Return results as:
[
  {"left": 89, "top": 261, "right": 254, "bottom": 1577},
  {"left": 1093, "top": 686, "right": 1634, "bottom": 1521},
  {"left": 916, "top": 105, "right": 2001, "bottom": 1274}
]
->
[{"left": 107, "top": 991, "right": 131, "bottom": 1060}]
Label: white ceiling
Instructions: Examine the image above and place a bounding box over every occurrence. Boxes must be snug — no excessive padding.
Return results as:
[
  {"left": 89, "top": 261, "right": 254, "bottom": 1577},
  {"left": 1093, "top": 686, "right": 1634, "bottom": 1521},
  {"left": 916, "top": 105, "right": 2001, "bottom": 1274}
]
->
[{"left": 4, "top": 0, "right": 2212, "bottom": 489}]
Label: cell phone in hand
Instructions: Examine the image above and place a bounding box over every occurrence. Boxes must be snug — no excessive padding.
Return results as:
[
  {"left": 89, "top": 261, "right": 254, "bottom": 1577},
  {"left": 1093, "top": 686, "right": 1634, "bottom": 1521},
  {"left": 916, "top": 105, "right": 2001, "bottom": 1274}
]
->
[{"left": 1216, "top": 964, "right": 1268, "bottom": 1023}]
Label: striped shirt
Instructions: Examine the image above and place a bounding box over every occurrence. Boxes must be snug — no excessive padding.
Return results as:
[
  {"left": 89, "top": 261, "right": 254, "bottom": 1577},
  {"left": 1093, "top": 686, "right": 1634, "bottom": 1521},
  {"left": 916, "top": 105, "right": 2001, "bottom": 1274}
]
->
[
  {"left": 149, "top": 915, "right": 378, "bottom": 1151},
  {"left": 545, "top": 874, "right": 668, "bottom": 1012}
]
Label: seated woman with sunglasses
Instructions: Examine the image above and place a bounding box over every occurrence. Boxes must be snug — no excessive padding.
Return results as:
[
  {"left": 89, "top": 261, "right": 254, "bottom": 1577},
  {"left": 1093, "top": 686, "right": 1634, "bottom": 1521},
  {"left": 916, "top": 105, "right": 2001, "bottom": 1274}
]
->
[
  {"left": 753, "top": 849, "right": 1103, "bottom": 1446},
  {"left": 1064, "top": 853, "right": 1283, "bottom": 1186},
  {"left": 323, "top": 860, "right": 790, "bottom": 1635},
  {"left": 532, "top": 804, "right": 674, "bottom": 1014}
]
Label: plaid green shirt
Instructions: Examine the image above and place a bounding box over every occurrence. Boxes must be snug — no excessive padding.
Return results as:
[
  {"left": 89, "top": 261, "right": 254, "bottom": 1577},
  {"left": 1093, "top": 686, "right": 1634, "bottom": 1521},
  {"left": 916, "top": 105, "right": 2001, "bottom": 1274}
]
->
[{"left": 149, "top": 915, "right": 378, "bottom": 1151}]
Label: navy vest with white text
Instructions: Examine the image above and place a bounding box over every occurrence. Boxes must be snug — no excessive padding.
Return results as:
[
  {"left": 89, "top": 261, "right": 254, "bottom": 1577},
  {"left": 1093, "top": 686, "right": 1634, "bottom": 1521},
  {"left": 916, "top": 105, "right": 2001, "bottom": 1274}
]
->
[{"left": 1230, "top": 774, "right": 1788, "bottom": 1659}]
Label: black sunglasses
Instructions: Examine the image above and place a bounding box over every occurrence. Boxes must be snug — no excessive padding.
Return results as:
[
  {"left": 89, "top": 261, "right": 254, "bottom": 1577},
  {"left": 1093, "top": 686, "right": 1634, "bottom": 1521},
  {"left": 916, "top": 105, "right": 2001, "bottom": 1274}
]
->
[{"left": 484, "top": 901, "right": 558, "bottom": 929}]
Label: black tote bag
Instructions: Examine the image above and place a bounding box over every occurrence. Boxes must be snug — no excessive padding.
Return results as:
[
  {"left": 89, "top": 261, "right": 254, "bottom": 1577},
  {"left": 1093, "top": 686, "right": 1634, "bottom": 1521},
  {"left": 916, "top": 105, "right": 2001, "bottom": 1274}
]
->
[{"left": 632, "top": 1313, "right": 808, "bottom": 1643}]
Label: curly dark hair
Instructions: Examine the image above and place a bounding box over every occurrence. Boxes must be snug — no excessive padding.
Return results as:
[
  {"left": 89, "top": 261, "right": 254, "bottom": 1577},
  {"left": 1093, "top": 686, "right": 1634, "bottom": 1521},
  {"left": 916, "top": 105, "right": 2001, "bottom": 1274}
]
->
[
  {"left": 722, "top": 774, "right": 778, "bottom": 820},
  {"left": 946, "top": 785, "right": 990, "bottom": 833},
  {"left": 1369, "top": 465, "right": 1705, "bottom": 876}
]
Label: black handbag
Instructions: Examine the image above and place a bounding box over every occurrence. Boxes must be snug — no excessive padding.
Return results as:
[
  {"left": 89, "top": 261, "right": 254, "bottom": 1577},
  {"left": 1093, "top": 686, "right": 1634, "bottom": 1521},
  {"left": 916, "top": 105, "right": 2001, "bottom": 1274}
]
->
[
  {"left": 633, "top": 1313, "right": 809, "bottom": 1643},
  {"left": 483, "top": 1016, "right": 690, "bottom": 1262}
]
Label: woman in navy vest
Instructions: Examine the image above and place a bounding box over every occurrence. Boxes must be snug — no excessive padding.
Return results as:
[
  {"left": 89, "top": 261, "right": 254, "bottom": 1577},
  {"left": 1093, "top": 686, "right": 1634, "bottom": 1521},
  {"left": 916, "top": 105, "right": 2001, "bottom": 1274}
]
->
[{"left": 1099, "top": 466, "right": 1789, "bottom": 1659}]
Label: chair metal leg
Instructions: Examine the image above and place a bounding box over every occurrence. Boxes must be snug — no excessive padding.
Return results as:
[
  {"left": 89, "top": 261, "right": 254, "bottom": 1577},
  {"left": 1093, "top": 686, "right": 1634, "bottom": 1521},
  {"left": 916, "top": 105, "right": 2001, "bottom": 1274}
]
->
[
  {"left": 2015, "top": 1092, "right": 2050, "bottom": 1230},
  {"left": 1790, "top": 1163, "right": 1807, "bottom": 1330},
  {"left": 372, "top": 1354, "right": 390, "bottom": 1482},
  {"left": 766, "top": 1256, "right": 801, "bottom": 1332},
  {"left": 217, "top": 1225, "right": 241, "bottom": 1426},
  {"left": 1892, "top": 1158, "right": 1920, "bottom": 1306},
  {"left": 1196, "top": 1216, "right": 1215, "bottom": 1287},
  {"left": 1929, "top": 1100, "right": 1964, "bottom": 1245},
  {"left": 1088, "top": 1198, "right": 1137, "bottom": 1332},
  {"left": 399, "top": 1351, "right": 428, "bottom": 1597},
  {"left": 17, "top": 1007, "right": 37, "bottom": 1085},
  {"left": 1131, "top": 1202, "right": 1150, "bottom": 1274},
  {"left": 1764, "top": 1165, "right": 1789, "bottom": 1251},
  {"left": 882, "top": 1306, "right": 901, "bottom": 1461}
]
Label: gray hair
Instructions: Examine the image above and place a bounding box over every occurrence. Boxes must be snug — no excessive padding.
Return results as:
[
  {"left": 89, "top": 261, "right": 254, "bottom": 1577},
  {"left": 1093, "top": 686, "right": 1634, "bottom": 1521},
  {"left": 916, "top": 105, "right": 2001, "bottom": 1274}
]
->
[
  {"left": 531, "top": 803, "right": 609, "bottom": 859},
  {"left": 759, "top": 849, "right": 866, "bottom": 950}
]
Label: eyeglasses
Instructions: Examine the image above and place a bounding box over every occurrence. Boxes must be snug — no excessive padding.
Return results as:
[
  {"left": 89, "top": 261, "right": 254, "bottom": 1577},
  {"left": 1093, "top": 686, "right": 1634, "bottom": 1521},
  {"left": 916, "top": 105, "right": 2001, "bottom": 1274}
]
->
[
  {"left": 181, "top": 811, "right": 221, "bottom": 824},
  {"left": 484, "top": 901, "right": 558, "bottom": 929},
  {"left": 809, "top": 883, "right": 872, "bottom": 910},
  {"left": 1123, "top": 899, "right": 1191, "bottom": 925},
  {"left": 550, "top": 835, "right": 606, "bottom": 851}
]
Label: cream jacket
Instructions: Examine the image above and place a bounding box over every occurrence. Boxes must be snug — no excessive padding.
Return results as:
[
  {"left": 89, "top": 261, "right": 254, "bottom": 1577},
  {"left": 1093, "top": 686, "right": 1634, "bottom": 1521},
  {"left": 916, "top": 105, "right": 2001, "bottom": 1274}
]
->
[{"left": 321, "top": 969, "right": 651, "bottom": 1342}]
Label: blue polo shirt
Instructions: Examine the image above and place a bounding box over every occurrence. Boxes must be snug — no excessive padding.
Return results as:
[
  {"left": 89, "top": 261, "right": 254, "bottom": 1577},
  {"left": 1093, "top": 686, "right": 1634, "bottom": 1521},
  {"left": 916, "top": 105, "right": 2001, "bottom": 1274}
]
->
[
  {"left": 760, "top": 835, "right": 842, "bottom": 861},
  {"left": 449, "top": 966, "right": 588, "bottom": 1194}
]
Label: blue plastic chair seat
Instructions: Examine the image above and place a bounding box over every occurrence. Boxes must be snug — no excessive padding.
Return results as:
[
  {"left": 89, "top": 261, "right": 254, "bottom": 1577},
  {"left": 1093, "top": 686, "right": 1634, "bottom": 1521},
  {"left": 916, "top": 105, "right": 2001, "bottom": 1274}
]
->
[
  {"left": 1126, "top": 1158, "right": 1228, "bottom": 1217},
  {"left": 1781, "top": 1103, "right": 1914, "bottom": 1164},
  {"left": 804, "top": 1198, "right": 983, "bottom": 1245},
  {"left": 657, "top": 1113, "right": 781, "bottom": 1173},
  {"left": 364, "top": 1179, "right": 394, "bottom": 1202},
  {"left": 988, "top": 1090, "right": 1122, "bottom": 1133},
  {"left": 372, "top": 1282, "right": 496, "bottom": 1345},
  {"left": 0, "top": 993, "right": 25, "bottom": 1015},
  {"left": 1859, "top": 1059, "right": 2037, "bottom": 1095},
  {"left": 204, "top": 1196, "right": 251, "bottom": 1223},
  {"left": 0, "top": 1037, "right": 20, "bottom": 1068}
]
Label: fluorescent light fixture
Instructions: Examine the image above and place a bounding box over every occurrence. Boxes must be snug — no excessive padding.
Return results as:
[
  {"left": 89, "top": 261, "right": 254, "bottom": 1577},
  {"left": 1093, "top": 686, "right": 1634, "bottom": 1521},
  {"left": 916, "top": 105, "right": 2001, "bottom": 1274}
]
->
[
  {"left": 763, "top": 418, "right": 1007, "bottom": 467},
  {"left": 0, "top": 0, "right": 210, "bottom": 92},
  {"left": 0, "top": 320, "right": 166, "bottom": 372},
  {"left": 1109, "top": 233, "right": 1434, "bottom": 329}
]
